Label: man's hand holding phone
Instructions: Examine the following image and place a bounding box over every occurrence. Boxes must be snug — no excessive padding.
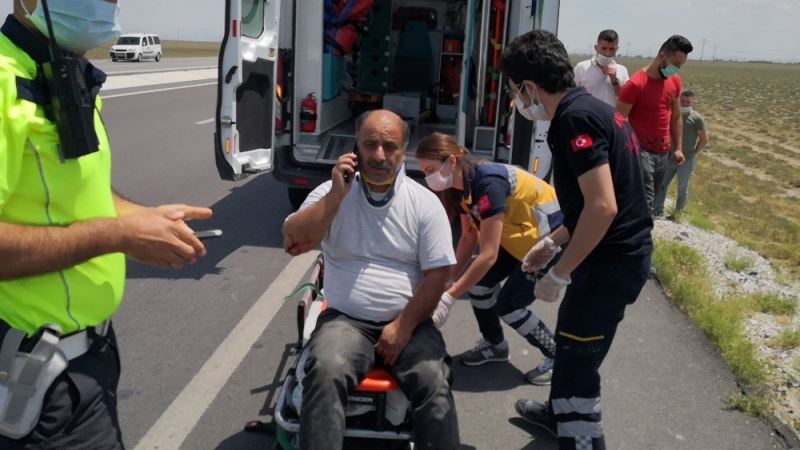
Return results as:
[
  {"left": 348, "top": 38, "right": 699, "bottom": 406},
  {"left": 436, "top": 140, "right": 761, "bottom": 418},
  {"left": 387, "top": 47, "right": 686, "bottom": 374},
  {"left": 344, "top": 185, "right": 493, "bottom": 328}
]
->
[{"left": 330, "top": 152, "right": 358, "bottom": 202}]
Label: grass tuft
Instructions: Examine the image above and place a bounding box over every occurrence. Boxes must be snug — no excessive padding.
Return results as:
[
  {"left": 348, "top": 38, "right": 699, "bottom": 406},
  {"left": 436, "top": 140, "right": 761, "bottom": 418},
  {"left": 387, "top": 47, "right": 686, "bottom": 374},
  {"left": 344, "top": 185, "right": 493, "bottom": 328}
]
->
[
  {"left": 653, "top": 241, "right": 767, "bottom": 387},
  {"left": 746, "top": 293, "right": 798, "bottom": 316},
  {"left": 724, "top": 392, "right": 774, "bottom": 418},
  {"left": 724, "top": 252, "right": 756, "bottom": 273},
  {"left": 769, "top": 329, "right": 800, "bottom": 350}
]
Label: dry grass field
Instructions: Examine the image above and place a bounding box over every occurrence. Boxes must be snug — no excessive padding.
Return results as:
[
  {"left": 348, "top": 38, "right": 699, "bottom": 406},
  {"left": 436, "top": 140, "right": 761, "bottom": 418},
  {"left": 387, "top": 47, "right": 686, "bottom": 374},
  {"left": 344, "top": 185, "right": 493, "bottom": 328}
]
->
[{"left": 609, "top": 57, "right": 800, "bottom": 279}]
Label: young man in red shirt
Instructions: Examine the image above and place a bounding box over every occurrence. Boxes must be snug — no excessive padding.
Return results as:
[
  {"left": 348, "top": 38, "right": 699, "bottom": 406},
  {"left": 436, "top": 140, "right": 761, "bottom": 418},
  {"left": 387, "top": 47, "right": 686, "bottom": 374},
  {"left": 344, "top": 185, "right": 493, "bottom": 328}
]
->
[{"left": 617, "top": 35, "right": 693, "bottom": 217}]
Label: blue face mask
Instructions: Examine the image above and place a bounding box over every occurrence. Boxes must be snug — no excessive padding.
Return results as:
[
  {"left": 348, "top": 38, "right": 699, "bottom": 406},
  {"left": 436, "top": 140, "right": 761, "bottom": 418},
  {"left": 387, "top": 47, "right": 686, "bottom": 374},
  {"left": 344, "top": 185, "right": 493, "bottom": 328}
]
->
[
  {"left": 660, "top": 62, "right": 680, "bottom": 78},
  {"left": 23, "top": 0, "right": 121, "bottom": 54}
]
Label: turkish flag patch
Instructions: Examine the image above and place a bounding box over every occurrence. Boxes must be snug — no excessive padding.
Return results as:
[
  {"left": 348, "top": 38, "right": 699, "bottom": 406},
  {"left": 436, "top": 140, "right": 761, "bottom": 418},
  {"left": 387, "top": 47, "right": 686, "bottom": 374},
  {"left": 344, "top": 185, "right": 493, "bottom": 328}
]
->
[
  {"left": 570, "top": 134, "right": 594, "bottom": 152},
  {"left": 476, "top": 194, "right": 492, "bottom": 214}
]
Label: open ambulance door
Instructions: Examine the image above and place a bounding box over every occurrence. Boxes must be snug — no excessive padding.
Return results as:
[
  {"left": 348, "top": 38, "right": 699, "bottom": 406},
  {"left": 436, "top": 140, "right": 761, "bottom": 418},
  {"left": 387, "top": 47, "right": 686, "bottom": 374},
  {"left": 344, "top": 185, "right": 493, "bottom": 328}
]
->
[{"left": 215, "top": 0, "right": 282, "bottom": 181}]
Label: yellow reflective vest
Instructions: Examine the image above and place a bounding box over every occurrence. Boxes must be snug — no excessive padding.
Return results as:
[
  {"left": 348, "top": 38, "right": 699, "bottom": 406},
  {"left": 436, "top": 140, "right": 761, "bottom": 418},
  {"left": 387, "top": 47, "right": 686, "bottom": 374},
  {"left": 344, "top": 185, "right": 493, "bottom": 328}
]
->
[{"left": 0, "top": 23, "right": 124, "bottom": 336}]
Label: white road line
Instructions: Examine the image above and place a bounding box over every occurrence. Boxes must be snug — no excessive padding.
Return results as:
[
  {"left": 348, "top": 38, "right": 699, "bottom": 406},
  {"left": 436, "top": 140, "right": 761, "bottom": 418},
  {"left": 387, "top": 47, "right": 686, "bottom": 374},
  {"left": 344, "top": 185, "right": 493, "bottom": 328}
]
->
[
  {"left": 102, "top": 82, "right": 216, "bottom": 99},
  {"left": 134, "top": 251, "right": 319, "bottom": 450},
  {"left": 105, "top": 65, "right": 216, "bottom": 76},
  {"left": 195, "top": 118, "right": 214, "bottom": 125}
]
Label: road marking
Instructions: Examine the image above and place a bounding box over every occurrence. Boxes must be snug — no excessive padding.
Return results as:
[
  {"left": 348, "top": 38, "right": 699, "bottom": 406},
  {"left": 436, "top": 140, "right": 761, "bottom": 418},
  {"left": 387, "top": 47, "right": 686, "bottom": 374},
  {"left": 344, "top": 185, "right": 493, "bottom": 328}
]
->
[
  {"left": 102, "top": 68, "right": 216, "bottom": 91},
  {"left": 134, "top": 251, "right": 319, "bottom": 450},
  {"left": 105, "top": 65, "right": 216, "bottom": 76},
  {"left": 195, "top": 118, "right": 214, "bottom": 125},
  {"left": 102, "top": 82, "right": 216, "bottom": 99}
]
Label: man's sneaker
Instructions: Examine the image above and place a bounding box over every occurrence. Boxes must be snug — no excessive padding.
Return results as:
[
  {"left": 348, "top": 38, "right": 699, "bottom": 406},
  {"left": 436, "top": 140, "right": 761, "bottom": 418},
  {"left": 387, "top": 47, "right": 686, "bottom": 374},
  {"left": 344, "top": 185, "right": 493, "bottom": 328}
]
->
[
  {"left": 525, "top": 358, "right": 554, "bottom": 386},
  {"left": 514, "top": 399, "right": 557, "bottom": 438},
  {"left": 460, "top": 338, "right": 510, "bottom": 366}
]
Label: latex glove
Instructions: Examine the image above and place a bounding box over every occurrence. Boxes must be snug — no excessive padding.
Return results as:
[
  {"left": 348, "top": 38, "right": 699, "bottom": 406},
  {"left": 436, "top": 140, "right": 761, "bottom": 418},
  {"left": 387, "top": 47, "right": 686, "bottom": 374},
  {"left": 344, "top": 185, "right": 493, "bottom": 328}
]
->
[
  {"left": 522, "top": 237, "right": 561, "bottom": 273},
  {"left": 534, "top": 268, "right": 571, "bottom": 303},
  {"left": 432, "top": 292, "right": 455, "bottom": 328}
]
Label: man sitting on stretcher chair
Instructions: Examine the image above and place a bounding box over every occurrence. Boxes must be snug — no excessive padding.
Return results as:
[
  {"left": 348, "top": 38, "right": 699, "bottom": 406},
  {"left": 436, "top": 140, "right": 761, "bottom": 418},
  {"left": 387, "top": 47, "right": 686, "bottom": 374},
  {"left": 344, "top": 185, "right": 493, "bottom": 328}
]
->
[{"left": 282, "top": 110, "right": 460, "bottom": 450}]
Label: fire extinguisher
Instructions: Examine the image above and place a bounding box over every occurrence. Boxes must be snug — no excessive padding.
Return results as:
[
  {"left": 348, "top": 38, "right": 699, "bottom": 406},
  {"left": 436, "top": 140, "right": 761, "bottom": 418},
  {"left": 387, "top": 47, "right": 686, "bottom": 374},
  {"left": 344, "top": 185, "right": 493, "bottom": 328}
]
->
[{"left": 300, "top": 93, "right": 318, "bottom": 132}]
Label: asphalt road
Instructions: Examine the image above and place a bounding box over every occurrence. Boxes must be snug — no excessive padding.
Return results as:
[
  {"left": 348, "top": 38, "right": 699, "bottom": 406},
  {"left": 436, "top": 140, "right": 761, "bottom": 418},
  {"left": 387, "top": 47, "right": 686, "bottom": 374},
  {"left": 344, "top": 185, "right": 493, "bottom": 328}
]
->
[
  {"left": 93, "top": 56, "right": 217, "bottom": 76},
  {"left": 100, "top": 79, "right": 791, "bottom": 450}
]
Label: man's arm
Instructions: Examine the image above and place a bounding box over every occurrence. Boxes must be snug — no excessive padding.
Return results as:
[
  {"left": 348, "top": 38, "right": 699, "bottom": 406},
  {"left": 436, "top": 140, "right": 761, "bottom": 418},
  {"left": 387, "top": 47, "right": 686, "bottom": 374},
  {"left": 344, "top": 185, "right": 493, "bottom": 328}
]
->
[
  {"left": 375, "top": 265, "right": 450, "bottom": 365},
  {"left": 113, "top": 191, "right": 147, "bottom": 217},
  {"left": 283, "top": 153, "right": 356, "bottom": 255},
  {"left": 551, "top": 164, "right": 617, "bottom": 279},
  {"left": 0, "top": 219, "right": 120, "bottom": 280},
  {"left": 696, "top": 129, "right": 709, "bottom": 153},
  {"left": 616, "top": 76, "right": 636, "bottom": 118},
  {"left": 548, "top": 225, "right": 571, "bottom": 246},
  {"left": 616, "top": 101, "right": 633, "bottom": 118},
  {"left": 0, "top": 201, "right": 211, "bottom": 279},
  {"left": 671, "top": 96, "right": 685, "bottom": 165}
]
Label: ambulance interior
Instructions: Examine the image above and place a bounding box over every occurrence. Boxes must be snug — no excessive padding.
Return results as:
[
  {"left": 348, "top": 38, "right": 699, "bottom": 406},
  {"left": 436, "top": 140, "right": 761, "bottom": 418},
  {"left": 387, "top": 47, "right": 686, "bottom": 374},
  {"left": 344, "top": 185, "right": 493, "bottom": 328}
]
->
[{"left": 283, "top": 0, "right": 515, "bottom": 169}]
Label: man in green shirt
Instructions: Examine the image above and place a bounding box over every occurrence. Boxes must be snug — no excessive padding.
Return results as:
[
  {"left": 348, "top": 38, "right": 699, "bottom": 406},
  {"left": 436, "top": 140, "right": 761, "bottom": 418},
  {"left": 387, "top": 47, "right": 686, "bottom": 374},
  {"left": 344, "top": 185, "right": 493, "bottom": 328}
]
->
[
  {"left": 0, "top": 1, "right": 212, "bottom": 447},
  {"left": 654, "top": 90, "right": 709, "bottom": 216}
]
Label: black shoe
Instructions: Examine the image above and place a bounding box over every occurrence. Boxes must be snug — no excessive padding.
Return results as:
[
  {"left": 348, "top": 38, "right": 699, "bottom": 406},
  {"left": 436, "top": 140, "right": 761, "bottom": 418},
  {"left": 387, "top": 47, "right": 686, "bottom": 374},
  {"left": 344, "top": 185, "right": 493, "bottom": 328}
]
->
[{"left": 514, "top": 399, "right": 557, "bottom": 438}]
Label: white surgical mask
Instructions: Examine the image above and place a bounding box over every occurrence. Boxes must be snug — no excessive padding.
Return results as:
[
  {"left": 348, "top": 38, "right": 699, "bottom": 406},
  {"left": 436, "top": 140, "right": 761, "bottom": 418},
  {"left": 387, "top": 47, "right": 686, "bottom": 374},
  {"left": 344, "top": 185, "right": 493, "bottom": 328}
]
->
[
  {"left": 425, "top": 161, "right": 454, "bottom": 192},
  {"left": 23, "top": 0, "right": 121, "bottom": 54},
  {"left": 595, "top": 54, "right": 615, "bottom": 66},
  {"left": 680, "top": 106, "right": 692, "bottom": 114},
  {"left": 515, "top": 83, "right": 549, "bottom": 122}
]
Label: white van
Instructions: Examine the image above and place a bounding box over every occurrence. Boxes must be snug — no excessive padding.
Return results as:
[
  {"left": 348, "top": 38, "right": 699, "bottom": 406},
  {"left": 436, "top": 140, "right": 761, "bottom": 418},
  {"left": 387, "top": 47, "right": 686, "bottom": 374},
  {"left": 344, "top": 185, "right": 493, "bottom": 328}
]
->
[
  {"left": 214, "top": 0, "right": 559, "bottom": 209},
  {"left": 110, "top": 33, "right": 162, "bottom": 62}
]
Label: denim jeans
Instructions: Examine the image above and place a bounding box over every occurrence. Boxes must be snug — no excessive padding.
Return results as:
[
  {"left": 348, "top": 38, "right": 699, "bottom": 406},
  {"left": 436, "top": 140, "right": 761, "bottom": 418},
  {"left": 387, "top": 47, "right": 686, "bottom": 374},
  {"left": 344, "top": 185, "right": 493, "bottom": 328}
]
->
[
  {"left": 655, "top": 156, "right": 696, "bottom": 215},
  {"left": 299, "top": 310, "right": 459, "bottom": 450},
  {"left": 640, "top": 149, "right": 669, "bottom": 216}
]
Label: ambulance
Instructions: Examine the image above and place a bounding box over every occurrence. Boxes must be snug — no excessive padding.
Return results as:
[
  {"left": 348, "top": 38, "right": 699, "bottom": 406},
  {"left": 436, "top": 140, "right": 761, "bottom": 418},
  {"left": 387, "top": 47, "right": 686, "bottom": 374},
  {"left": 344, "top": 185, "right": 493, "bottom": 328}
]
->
[{"left": 215, "top": 0, "right": 559, "bottom": 209}]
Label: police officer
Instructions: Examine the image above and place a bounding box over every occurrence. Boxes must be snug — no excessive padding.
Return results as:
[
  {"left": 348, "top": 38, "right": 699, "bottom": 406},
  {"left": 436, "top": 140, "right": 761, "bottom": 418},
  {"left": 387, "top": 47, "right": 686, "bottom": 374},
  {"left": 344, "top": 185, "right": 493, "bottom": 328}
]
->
[
  {"left": 0, "top": 1, "right": 212, "bottom": 447},
  {"left": 416, "top": 132, "right": 563, "bottom": 386},
  {"left": 499, "top": 30, "right": 653, "bottom": 449}
]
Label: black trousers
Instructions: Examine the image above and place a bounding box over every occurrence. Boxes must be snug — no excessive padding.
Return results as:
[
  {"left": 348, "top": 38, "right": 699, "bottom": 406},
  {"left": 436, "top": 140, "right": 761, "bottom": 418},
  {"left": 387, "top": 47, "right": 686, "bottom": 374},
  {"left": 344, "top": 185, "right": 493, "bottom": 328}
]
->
[
  {"left": 0, "top": 326, "right": 124, "bottom": 450},
  {"left": 550, "top": 253, "right": 651, "bottom": 450},
  {"left": 469, "top": 247, "right": 557, "bottom": 358}
]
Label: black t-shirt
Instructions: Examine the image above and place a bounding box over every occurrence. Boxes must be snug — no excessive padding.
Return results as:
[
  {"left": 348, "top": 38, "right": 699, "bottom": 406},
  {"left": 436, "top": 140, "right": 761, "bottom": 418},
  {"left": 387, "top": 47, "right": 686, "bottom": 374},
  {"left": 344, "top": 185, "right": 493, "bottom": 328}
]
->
[{"left": 547, "top": 87, "right": 653, "bottom": 260}]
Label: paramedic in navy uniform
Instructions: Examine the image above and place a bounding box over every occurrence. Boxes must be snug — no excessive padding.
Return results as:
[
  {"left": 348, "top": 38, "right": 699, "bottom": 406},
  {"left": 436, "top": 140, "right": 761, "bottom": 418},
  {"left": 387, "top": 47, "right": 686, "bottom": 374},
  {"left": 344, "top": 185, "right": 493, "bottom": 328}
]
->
[{"left": 499, "top": 30, "right": 653, "bottom": 450}]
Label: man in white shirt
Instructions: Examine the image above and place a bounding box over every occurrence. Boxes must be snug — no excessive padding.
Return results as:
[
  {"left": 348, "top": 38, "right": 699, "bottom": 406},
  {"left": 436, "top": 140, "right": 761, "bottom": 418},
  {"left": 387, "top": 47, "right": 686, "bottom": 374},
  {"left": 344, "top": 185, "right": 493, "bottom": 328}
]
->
[
  {"left": 573, "top": 29, "right": 629, "bottom": 107},
  {"left": 282, "top": 110, "right": 459, "bottom": 450}
]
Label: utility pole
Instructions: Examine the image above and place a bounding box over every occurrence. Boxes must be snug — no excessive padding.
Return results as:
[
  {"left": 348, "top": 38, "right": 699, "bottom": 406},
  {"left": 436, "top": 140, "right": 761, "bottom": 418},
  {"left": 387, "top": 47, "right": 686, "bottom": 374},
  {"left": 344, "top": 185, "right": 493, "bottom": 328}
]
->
[
  {"left": 712, "top": 43, "right": 717, "bottom": 62},
  {"left": 626, "top": 42, "right": 631, "bottom": 57},
  {"left": 648, "top": 46, "right": 652, "bottom": 58},
  {"left": 699, "top": 37, "right": 708, "bottom": 61}
]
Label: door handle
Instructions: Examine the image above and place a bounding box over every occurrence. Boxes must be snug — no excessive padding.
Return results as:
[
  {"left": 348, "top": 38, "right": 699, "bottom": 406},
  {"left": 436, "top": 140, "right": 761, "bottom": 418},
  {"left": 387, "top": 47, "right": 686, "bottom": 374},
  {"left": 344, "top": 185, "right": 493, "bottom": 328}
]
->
[{"left": 225, "top": 66, "right": 238, "bottom": 84}]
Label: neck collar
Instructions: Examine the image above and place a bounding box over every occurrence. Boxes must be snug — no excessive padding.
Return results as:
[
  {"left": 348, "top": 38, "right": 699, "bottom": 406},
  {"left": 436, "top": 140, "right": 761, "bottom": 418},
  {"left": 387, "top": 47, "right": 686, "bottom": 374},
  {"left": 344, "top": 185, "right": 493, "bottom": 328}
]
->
[
  {"left": 358, "top": 164, "right": 406, "bottom": 208},
  {"left": 1, "top": 15, "right": 50, "bottom": 65}
]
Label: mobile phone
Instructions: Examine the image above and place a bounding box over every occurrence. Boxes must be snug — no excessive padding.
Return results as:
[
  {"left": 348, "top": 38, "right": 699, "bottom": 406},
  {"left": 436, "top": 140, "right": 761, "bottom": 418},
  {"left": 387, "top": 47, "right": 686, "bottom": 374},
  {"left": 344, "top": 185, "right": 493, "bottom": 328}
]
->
[
  {"left": 344, "top": 150, "right": 358, "bottom": 183},
  {"left": 194, "top": 229, "right": 223, "bottom": 240}
]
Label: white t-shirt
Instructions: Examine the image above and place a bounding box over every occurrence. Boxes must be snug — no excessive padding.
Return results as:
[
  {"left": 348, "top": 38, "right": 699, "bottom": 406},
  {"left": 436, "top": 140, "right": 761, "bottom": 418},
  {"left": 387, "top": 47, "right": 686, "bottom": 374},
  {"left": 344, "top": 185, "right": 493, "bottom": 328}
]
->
[
  {"left": 573, "top": 57, "right": 629, "bottom": 107},
  {"left": 299, "top": 168, "right": 456, "bottom": 322}
]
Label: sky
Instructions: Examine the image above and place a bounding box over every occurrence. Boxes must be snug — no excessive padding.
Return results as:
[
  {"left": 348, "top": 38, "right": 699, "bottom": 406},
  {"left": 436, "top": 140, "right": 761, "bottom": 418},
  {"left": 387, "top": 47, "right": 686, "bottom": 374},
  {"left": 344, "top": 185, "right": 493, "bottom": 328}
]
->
[{"left": 1, "top": 0, "right": 798, "bottom": 63}]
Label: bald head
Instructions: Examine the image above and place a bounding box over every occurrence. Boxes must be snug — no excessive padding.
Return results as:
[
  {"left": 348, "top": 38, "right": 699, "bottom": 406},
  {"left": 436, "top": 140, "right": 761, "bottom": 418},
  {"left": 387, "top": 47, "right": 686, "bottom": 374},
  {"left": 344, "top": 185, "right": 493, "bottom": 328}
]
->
[
  {"left": 355, "top": 109, "right": 409, "bottom": 150},
  {"left": 354, "top": 109, "right": 408, "bottom": 192}
]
